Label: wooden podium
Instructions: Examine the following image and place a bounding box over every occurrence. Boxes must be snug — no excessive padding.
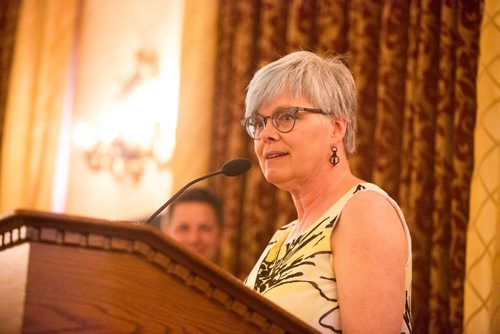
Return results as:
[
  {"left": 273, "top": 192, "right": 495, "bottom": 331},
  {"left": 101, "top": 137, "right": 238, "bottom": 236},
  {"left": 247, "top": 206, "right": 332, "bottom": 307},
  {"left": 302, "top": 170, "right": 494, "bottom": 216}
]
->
[{"left": 0, "top": 210, "right": 317, "bottom": 333}]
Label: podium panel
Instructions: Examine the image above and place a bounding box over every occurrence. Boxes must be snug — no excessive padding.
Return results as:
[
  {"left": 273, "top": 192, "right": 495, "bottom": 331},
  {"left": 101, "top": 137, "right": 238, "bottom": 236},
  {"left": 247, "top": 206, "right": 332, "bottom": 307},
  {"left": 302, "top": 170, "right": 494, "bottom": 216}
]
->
[{"left": 0, "top": 210, "right": 317, "bottom": 333}]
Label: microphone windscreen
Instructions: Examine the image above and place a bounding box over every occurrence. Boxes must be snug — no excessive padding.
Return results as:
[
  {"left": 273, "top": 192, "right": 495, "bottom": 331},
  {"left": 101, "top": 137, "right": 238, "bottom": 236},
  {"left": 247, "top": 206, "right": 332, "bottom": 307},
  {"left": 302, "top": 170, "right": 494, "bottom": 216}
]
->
[{"left": 220, "top": 158, "right": 251, "bottom": 176}]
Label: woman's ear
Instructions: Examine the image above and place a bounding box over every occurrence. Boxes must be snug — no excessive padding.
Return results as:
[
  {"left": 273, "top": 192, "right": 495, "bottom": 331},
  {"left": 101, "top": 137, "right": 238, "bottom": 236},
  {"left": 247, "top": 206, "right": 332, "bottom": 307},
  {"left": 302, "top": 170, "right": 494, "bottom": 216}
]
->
[{"left": 331, "top": 118, "right": 347, "bottom": 143}]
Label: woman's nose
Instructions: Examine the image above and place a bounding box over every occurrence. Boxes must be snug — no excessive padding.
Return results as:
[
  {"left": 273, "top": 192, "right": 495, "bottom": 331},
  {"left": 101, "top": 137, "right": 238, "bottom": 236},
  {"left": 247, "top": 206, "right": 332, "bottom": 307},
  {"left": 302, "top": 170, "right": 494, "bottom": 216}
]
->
[{"left": 259, "top": 119, "right": 279, "bottom": 141}]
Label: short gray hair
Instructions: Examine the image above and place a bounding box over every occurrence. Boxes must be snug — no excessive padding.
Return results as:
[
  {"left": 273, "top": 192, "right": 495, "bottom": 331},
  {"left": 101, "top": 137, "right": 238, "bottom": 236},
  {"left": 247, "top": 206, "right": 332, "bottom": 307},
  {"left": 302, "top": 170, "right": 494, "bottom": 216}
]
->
[{"left": 245, "top": 51, "right": 357, "bottom": 153}]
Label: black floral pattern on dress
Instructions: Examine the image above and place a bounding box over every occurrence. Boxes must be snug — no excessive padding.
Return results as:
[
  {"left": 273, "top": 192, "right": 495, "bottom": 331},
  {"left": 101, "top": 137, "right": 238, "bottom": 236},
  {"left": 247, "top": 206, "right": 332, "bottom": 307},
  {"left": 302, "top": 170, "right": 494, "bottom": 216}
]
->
[
  {"left": 255, "top": 216, "right": 337, "bottom": 296},
  {"left": 250, "top": 184, "right": 412, "bottom": 333}
]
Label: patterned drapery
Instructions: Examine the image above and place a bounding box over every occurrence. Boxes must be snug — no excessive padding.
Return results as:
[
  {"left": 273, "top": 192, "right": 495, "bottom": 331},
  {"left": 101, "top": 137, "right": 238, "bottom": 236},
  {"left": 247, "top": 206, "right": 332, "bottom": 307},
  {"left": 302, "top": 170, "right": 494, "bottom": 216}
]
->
[
  {"left": 210, "top": 1, "right": 483, "bottom": 333},
  {"left": 464, "top": 0, "right": 500, "bottom": 332}
]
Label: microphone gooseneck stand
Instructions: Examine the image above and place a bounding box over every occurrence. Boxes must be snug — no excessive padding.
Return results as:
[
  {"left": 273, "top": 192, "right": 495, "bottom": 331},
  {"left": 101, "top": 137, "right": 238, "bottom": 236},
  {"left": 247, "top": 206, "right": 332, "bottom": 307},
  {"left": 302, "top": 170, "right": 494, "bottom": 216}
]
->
[{"left": 140, "top": 158, "right": 251, "bottom": 225}]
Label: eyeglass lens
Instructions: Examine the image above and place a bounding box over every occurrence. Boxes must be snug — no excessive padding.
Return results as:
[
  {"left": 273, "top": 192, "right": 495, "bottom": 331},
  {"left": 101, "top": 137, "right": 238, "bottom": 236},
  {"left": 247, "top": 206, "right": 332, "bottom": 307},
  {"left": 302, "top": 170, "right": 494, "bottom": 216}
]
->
[
  {"left": 242, "top": 107, "right": 327, "bottom": 139},
  {"left": 246, "top": 108, "right": 298, "bottom": 139}
]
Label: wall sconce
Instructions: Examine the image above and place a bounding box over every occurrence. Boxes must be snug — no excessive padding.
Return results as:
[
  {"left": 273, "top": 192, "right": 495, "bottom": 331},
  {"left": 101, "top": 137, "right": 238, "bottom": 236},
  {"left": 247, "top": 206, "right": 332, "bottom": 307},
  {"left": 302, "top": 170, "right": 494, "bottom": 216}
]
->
[
  {"left": 74, "top": 49, "right": 175, "bottom": 182},
  {"left": 75, "top": 120, "right": 171, "bottom": 182}
]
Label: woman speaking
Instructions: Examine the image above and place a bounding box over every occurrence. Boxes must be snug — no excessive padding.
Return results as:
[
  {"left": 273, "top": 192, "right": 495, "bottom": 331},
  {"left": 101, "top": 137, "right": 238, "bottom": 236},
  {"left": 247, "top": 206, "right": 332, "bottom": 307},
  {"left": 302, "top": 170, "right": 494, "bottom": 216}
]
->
[{"left": 241, "top": 51, "right": 412, "bottom": 333}]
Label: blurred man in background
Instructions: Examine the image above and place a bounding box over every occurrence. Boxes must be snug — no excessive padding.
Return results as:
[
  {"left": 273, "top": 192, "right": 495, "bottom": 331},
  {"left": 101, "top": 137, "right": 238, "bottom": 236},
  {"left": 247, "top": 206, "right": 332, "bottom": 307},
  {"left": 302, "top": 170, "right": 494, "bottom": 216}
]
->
[{"left": 161, "top": 188, "right": 223, "bottom": 262}]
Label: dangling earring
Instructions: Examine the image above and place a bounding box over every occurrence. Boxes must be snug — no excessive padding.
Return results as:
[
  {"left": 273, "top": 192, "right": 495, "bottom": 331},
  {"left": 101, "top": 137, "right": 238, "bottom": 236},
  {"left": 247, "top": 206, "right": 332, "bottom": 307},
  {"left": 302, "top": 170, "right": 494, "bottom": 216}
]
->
[{"left": 330, "top": 146, "right": 340, "bottom": 166}]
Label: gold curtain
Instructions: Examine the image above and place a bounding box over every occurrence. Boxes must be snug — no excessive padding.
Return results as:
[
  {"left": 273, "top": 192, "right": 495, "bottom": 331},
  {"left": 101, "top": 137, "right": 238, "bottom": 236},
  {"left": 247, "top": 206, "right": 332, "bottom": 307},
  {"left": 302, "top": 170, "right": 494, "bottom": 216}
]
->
[
  {"left": 0, "top": 0, "right": 81, "bottom": 212},
  {"left": 171, "top": 0, "right": 218, "bottom": 190},
  {"left": 464, "top": 0, "right": 500, "bottom": 332},
  {"left": 0, "top": 0, "right": 21, "bottom": 170},
  {"left": 211, "top": 1, "right": 483, "bottom": 333}
]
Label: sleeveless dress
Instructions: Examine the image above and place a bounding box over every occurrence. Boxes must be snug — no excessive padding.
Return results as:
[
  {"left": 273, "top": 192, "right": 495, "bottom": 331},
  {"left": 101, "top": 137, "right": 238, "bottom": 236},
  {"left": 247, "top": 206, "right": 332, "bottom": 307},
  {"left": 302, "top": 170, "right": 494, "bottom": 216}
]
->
[{"left": 244, "top": 183, "right": 412, "bottom": 333}]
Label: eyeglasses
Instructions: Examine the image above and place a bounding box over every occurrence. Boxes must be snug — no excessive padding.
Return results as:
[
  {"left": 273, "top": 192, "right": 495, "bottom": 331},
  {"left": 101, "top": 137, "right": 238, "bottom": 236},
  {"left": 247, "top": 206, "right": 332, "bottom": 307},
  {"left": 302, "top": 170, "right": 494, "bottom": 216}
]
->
[{"left": 240, "top": 106, "right": 329, "bottom": 140}]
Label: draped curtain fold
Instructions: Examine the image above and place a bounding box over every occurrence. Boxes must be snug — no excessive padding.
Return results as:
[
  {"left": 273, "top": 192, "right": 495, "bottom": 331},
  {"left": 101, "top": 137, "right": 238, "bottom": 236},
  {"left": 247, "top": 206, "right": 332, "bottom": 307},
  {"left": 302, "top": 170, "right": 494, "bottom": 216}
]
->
[
  {"left": 464, "top": 0, "right": 500, "bottom": 332},
  {"left": 171, "top": 0, "right": 218, "bottom": 191},
  {"left": 0, "top": 0, "right": 81, "bottom": 212},
  {"left": 0, "top": 0, "right": 21, "bottom": 173},
  {"left": 211, "top": 1, "right": 483, "bottom": 333}
]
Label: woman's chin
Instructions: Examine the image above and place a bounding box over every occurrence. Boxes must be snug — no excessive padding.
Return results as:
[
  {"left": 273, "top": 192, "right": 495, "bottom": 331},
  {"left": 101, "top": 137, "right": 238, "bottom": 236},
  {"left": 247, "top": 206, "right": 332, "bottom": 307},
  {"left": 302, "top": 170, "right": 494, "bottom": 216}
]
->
[{"left": 264, "top": 171, "right": 288, "bottom": 188}]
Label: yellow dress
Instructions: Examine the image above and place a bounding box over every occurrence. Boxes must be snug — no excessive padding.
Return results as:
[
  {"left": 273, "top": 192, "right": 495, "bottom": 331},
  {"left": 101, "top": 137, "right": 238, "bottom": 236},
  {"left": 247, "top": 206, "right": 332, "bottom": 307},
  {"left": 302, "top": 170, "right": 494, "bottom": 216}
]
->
[{"left": 245, "top": 183, "right": 412, "bottom": 333}]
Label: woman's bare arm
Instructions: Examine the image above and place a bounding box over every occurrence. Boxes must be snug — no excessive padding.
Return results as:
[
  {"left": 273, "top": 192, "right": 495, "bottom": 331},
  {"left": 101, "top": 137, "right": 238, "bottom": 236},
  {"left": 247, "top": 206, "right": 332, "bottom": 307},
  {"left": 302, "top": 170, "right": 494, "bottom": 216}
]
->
[{"left": 331, "top": 191, "right": 408, "bottom": 333}]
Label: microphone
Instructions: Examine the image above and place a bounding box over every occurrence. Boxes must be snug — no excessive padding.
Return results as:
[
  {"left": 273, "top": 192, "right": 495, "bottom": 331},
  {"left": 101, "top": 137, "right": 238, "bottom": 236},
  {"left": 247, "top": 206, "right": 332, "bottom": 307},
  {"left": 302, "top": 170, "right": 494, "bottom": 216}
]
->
[{"left": 140, "top": 158, "right": 251, "bottom": 225}]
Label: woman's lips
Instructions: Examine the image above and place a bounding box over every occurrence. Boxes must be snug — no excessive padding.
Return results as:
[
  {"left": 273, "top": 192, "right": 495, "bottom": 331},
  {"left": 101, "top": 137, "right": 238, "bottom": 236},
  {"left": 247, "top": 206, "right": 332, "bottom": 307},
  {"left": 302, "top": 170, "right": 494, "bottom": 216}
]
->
[{"left": 265, "top": 152, "right": 288, "bottom": 159}]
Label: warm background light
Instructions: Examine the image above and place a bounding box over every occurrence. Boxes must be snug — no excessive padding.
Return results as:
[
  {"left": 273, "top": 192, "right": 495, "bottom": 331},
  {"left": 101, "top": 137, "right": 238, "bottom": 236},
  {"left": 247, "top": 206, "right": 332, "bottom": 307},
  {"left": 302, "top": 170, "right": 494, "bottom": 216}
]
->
[
  {"left": 58, "top": 0, "right": 184, "bottom": 221},
  {"left": 72, "top": 59, "right": 177, "bottom": 182}
]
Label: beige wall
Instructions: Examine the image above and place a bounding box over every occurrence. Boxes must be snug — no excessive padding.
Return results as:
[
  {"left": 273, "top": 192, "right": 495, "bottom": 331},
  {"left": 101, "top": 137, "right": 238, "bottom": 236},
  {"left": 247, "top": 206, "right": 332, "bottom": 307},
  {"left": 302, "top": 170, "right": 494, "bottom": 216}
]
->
[{"left": 63, "top": 0, "right": 184, "bottom": 220}]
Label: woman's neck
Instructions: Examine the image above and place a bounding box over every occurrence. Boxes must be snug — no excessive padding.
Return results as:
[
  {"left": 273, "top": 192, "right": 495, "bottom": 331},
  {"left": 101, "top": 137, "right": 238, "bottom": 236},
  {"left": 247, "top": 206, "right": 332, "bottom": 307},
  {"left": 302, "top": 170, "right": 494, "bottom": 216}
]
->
[{"left": 289, "top": 167, "right": 361, "bottom": 237}]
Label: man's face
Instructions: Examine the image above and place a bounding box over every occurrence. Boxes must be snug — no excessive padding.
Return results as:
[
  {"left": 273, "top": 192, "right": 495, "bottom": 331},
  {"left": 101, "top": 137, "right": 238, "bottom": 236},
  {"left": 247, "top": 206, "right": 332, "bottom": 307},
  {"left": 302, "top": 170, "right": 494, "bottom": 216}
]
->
[{"left": 164, "top": 201, "right": 221, "bottom": 261}]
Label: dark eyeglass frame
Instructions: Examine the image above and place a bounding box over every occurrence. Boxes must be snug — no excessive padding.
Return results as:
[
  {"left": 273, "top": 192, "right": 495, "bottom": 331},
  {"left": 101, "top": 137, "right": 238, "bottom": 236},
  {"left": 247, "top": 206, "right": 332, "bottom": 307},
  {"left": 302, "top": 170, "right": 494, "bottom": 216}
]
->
[{"left": 240, "top": 106, "right": 329, "bottom": 140}]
